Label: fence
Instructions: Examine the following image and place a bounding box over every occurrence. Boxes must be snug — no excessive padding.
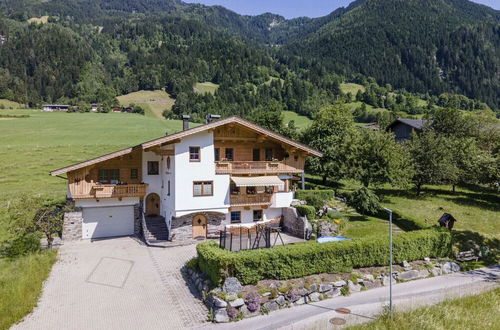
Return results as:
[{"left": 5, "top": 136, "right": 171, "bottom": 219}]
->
[{"left": 219, "top": 224, "right": 284, "bottom": 252}]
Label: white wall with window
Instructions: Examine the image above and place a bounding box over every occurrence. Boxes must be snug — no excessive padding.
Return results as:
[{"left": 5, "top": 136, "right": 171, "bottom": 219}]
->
[
  {"left": 142, "top": 151, "right": 163, "bottom": 209},
  {"left": 226, "top": 206, "right": 283, "bottom": 224}
]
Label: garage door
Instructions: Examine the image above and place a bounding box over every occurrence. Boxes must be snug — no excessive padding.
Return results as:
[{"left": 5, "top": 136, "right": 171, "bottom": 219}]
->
[{"left": 82, "top": 206, "right": 134, "bottom": 239}]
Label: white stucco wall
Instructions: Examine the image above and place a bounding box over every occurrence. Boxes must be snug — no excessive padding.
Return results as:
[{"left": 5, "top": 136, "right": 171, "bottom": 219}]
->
[
  {"left": 173, "top": 131, "right": 230, "bottom": 216},
  {"left": 225, "top": 206, "right": 283, "bottom": 224},
  {"left": 162, "top": 153, "right": 175, "bottom": 220},
  {"left": 142, "top": 151, "right": 163, "bottom": 198},
  {"left": 271, "top": 191, "right": 294, "bottom": 208},
  {"left": 75, "top": 197, "right": 139, "bottom": 208}
]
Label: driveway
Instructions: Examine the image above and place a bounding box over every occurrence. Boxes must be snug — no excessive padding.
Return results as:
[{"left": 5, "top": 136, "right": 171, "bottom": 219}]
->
[{"left": 13, "top": 237, "right": 208, "bottom": 330}]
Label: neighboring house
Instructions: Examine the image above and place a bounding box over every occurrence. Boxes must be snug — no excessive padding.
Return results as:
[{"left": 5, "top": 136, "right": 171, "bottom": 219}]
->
[
  {"left": 387, "top": 118, "right": 429, "bottom": 141},
  {"left": 111, "top": 106, "right": 122, "bottom": 113},
  {"left": 50, "top": 116, "right": 322, "bottom": 242},
  {"left": 42, "top": 104, "right": 69, "bottom": 112},
  {"left": 90, "top": 103, "right": 102, "bottom": 112}
]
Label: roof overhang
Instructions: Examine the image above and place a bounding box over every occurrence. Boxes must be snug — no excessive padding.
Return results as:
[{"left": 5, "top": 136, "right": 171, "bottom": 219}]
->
[{"left": 231, "top": 176, "right": 284, "bottom": 187}]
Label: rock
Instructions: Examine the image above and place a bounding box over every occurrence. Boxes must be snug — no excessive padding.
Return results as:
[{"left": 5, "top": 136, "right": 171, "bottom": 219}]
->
[
  {"left": 222, "top": 277, "right": 242, "bottom": 294},
  {"left": 363, "top": 274, "right": 375, "bottom": 282},
  {"left": 348, "top": 280, "right": 362, "bottom": 292},
  {"left": 442, "top": 262, "right": 460, "bottom": 274},
  {"left": 431, "top": 267, "right": 442, "bottom": 276},
  {"left": 309, "top": 292, "right": 321, "bottom": 302},
  {"left": 263, "top": 301, "right": 279, "bottom": 312},
  {"left": 424, "top": 257, "right": 431, "bottom": 262},
  {"left": 240, "top": 305, "right": 260, "bottom": 318},
  {"left": 225, "top": 294, "right": 238, "bottom": 301},
  {"left": 213, "top": 296, "right": 227, "bottom": 308},
  {"left": 297, "top": 288, "right": 309, "bottom": 296},
  {"left": 333, "top": 280, "right": 347, "bottom": 287},
  {"left": 309, "top": 283, "right": 318, "bottom": 292},
  {"left": 402, "top": 260, "right": 411, "bottom": 269},
  {"left": 397, "top": 270, "right": 420, "bottom": 281},
  {"left": 275, "top": 295, "right": 286, "bottom": 306},
  {"left": 262, "top": 292, "right": 271, "bottom": 297},
  {"left": 317, "top": 221, "right": 339, "bottom": 237},
  {"left": 382, "top": 276, "right": 396, "bottom": 286},
  {"left": 295, "top": 296, "right": 307, "bottom": 305},
  {"left": 326, "top": 288, "right": 341, "bottom": 298},
  {"left": 319, "top": 284, "right": 333, "bottom": 293},
  {"left": 418, "top": 270, "right": 430, "bottom": 278},
  {"left": 363, "top": 280, "right": 381, "bottom": 290},
  {"left": 213, "top": 308, "right": 230, "bottom": 323},
  {"left": 229, "top": 298, "right": 245, "bottom": 308}
]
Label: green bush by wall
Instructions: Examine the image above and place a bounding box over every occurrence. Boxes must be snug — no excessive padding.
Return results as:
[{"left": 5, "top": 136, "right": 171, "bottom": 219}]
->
[
  {"left": 294, "top": 189, "right": 334, "bottom": 202},
  {"left": 294, "top": 205, "right": 316, "bottom": 219},
  {"left": 197, "top": 228, "right": 452, "bottom": 285}
]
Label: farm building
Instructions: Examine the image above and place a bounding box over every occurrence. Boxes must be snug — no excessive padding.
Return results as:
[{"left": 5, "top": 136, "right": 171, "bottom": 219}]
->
[
  {"left": 387, "top": 118, "right": 430, "bottom": 141},
  {"left": 42, "top": 104, "right": 69, "bottom": 112}
]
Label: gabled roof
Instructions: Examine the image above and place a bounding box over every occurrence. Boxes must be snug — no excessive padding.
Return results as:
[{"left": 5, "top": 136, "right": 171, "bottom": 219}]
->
[
  {"left": 387, "top": 118, "right": 430, "bottom": 131},
  {"left": 50, "top": 116, "right": 322, "bottom": 176}
]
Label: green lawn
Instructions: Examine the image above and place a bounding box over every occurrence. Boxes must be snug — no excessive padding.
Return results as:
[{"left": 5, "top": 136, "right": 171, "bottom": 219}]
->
[
  {"left": 349, "top": 287, "right": 500, "bottom": 330},
  {"left": 193, "top": 82, "right": 220, "bottom": 95},
  {"left": 0, "top": 99, "right": 24, "bottom": 109},
  {"left": 340, "top": 83, "right": 366, "bottom": 95},
  {"left": 344, "top": 214, "right": 403, "bottom": 239},
  {"left": 116, "top": 90, "right": 175, "bottom": 119},
  {"left": 282, "top": 111, "right": 313, "bottom": 130},
  {"left": 0, "top": 250, "right": 57, "bottom": 330}
]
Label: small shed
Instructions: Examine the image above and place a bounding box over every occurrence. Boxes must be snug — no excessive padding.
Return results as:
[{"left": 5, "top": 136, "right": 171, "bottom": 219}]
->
[
  {"left": 387, "top": 118, "right": 430, "bottom": 141},
  {"left": 438, "top": 213, "right": 456, "bottom": 230}
]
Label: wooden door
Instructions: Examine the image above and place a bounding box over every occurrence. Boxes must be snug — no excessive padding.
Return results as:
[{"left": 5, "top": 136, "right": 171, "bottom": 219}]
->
[
  {"left": 192, "top": 214, "right": 207, "bottom": 239},
  {"left": 146, "top": 193, "right": 160, "bottom": 216}
]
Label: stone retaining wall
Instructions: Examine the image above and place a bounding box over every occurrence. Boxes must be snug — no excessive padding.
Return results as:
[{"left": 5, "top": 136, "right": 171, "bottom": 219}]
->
[
  {"left": 282, "top": 207, "right": 310, "bottom": 238},
  {"left": 171, "top": 212, "right": 225, "bottom": 241},
  {"left": 62, "top": 209, "right": 83, "bottom": 241}
]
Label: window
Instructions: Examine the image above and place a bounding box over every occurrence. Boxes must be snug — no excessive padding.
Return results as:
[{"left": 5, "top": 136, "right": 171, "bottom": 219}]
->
[
  {"left": 189, "top": 147, "right": 200, "bottom": 162},
  {"left": 252, "top": 148, "right": 260, "bottom": 161},
  {"left": 253, "top": 210, "right": 263, "bottom": 222},
  {"left": 147, "top": 161, "right": 159, "bottom": 175},
  {"left": 214, "top": 148, "right": 220, "bottom": 161},
  {"left": 225, "top": 148, "right": 234, "bottom": 161},
  {"left": 230, "top": 211, "right": 241, "bottom": 224},
  {"left": 166, "top": 156, "right": 171, "bottom": 169},
  {"left": 265, "top": 148, "right": 273, "bottom": 161},
  {"left": 278, "top": 180, "right": 287, "bottom": 192},
  {"left": 98, "top": 169, "right": 119, "bottom": 184},
  {"left": 130, "top": 168, "right": 138, "bottom": 180},
  {"left": 230, "top": 183, "right": 240, "bottom": 195},
  {"left": 167, "top": 180, "right": 171, "bottom": 196},
  {"left": 193, "top": 181, "right": 213, "bottom": 196},
  {"left": 246, "top": 186, "right": 256, "bottom": 195}
]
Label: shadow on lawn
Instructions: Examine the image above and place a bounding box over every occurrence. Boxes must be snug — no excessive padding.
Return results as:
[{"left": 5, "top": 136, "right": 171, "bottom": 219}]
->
[
  {"left": 346, "top": 215, "right": 372, "bottom": 222},
  {"left": 452, "top": 230, "right": 499, "bottom": 265}
]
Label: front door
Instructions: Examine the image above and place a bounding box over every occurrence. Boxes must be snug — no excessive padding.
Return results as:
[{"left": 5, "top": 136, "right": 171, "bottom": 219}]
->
[
  {"left": 146, "top": 193, "right": 160, "bottom": 216},
  {"left": 192, "top": 214, "right": 207, "bottom": 239}
]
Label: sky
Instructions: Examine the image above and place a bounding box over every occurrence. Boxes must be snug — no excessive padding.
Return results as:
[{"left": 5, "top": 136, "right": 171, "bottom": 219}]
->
[{"left": 184, "top": 0, "right": 500, "bottom": 19}]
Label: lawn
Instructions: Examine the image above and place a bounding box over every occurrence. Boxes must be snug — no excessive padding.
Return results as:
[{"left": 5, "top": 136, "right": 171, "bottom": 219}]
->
[
  {"left": 282, "top": 111, "right": 313, "bottom": 130},
  {"left": 27, "top": 16, "right": 49, "bottom": 24},
  {"left": 344, "top": 214, "right": 403, "bottom": 239},
  {"left": 0, "top": 99, "right": 24, "bottom": 109},
  {"left": 116, "top": 90, "right": 175, "bottom": 119},
  {"left": 193, "top": 82, "right": 220, "bottom": 95},
  {"left": 349, "top": 287, "right": 500, "bottom": 330},
  {"left": 340, "top": 83, "right": 366, "bottom": 95},
  {"left": 0, "top": 250, "right": 57, "bottom": 330}
]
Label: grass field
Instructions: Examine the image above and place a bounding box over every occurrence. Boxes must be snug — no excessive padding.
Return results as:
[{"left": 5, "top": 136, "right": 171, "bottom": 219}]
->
[
  {"left": 349, "top": 287, "right": 500, "bottom": 330},
  {"left": 340, "top": 83, "right": 366, "bottom": 95},
  {"left": 0, "top": 250, "right": 57, "bottom": 330},
  {"left": 117, "top": 90, "right": 175, "bottom": 119},
  {"left": 27, "top": 16, "right": 49, "bottom": 24},
  {"left": 0, "top": 99, "right": 23, "bottom": 109},
  {"left": 344, "top": 214, "right": 403, "bottom": 239},
  {"left": 193, "top": 82, "right": 220, "bottom": 95},
  {"left": 282, "top": 111, "right": 313, "bottom": 130}
]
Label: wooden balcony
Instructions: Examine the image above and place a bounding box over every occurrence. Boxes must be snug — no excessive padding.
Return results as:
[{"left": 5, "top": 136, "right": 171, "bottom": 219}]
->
[
  {"left": 230, "top": 193, "right": 272, "bottom": 207},
  {"left": 72, "top": 184, "right": 148, "bottom": 199},
  {"left": 215, "top": 161, "right": 303, "bottom": 175}
]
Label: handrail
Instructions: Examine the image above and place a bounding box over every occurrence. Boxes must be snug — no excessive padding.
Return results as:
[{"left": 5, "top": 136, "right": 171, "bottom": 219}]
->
[{"left": 215, "top": 161, "right": 302, "bottom": 174}]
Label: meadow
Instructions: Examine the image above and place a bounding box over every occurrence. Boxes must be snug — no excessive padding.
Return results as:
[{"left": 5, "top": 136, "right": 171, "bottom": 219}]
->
[
  {"left": 282, "top": 110, "right": 313, "bottom": 130},
  {"left": 116, "top": 90, "right": 175, "bottom": 119},
  {"left": 193, "top": 82, "right": 220, "bottom": 95}
]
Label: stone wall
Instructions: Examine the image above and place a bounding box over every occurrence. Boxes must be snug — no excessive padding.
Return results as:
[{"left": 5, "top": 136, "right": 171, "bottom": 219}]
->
[
  {"left": 133, "top": 204, "right": 141, "bottom": 237},
  {"left": 62, "top": 209, "right": 83, "bottom": 241},
  {"left": 171, "top": 212, "right": 225, "bottom": 241},
  {"left": 282, "top": 207, "right": 311, "bottom": 239}
]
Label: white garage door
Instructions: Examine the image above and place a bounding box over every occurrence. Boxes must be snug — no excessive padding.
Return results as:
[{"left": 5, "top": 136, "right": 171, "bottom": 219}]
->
[{"left": 82, "top": 206, "right": 134, "bottom": 239}]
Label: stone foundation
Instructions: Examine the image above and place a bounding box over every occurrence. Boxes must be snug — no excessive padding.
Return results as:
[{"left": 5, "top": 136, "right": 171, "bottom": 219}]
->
[
  {"left": 62, "top": 209, "right": 83, "bottom": 241},
  {"left": 171, "top": 212, "right": 225, "bottom": 241},
  {"left": 282, "top": 207, "right": 311, "bottom": 239},
  {"left": 134, "top": 204, "right": 141, "bottom": 237}
]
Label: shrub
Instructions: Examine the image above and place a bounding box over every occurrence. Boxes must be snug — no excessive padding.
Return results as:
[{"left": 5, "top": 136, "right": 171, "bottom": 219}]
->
[
  {"left": 185, "top": 257, "right": 199, "bottom": 271},
  {"left": 295, "top": 205, "right": 316, "bottom": 220},
  {"left": 348, "top": 187, "right": 381, "bottom": 215},
  {"left": 196, "top": 228, "right": 452, "bottom": 285},
  {"left": 295, "top": 190, "right": 334, "bottom": 202},
  {"left": 304, "top": 194, "right": 325, "bottom": 210}
]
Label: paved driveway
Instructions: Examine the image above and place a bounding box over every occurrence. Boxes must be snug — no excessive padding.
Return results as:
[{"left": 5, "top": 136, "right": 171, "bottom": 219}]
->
[{"left": 13, "top": 237, "right": 208, "bottom": 330}]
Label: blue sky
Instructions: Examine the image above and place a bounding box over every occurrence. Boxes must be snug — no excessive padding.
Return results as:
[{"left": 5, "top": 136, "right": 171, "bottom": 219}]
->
[{"left": 184, "top": 0, "right": 499, "bottom": 18}]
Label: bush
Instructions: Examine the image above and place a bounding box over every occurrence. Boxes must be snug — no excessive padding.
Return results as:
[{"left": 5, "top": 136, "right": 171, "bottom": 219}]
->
[
  {"left": 197, "top": 228, "right": 452, "bottom": 285},
  {"left": 295, "top": 190, "right": 334, "bottom": 202},
  {"left": 348, "top": 187, "right": 381, "bottom": 215},
  {"left": 304, "top": 194, "right": 325, "bottom": 210},
  {"left": 294, "top": 205, "right": 316, "bottom": 220}
]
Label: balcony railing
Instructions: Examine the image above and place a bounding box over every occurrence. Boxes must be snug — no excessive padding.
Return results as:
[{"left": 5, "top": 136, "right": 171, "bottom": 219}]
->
[
  {"left": 72, "top": 184, "right": 148, "bottom": 199},
  {"left": 216, "top": 161, "right": 302, "bottom": 174},
  {"left": 230, "top": 193, "right": 272, "bottom": 206}
]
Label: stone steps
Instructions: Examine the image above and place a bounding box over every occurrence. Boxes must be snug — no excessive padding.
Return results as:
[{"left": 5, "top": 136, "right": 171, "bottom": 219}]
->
[{"left": 144, "top": 216, "right": 169, "bottom": 241}]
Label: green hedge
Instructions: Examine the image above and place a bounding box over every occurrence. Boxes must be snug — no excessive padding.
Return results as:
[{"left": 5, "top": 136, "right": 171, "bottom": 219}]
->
[
  {"left": 294, "top": 205, "right": 316, "bottom": 219},
  {"left": 294, "top": 189, "right": 334, "bottom": 202},
  {"left": 197, "top": 228, "right": 452, "bottom": 285}
]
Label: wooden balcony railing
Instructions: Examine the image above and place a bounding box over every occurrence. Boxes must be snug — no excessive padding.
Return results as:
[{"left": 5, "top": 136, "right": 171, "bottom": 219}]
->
[
  {"left": 230, "top": 193, "right": 272, "bottom": 206},
  {"left": 216, "top": 161, "right": 302, "bottom": 174},
  {"left": 72, "top": 184, "right": 148, "bottom": 199}
]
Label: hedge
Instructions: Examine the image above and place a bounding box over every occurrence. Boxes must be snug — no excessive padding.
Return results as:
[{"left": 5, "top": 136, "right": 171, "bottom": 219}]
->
[
  {"left": 197, "top": 228, "right": 452, "bottom": 285},
  {"left": 294, "top": 205, "right": 316, "bottom": 219},
  {"left": 294, "top": 189, "right": 334, "bottom": 202}
]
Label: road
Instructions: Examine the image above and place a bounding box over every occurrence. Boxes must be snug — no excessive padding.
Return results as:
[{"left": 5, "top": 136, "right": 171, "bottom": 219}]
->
[{"left": 197, "top": 265, "right": 499, "bottom": 330}]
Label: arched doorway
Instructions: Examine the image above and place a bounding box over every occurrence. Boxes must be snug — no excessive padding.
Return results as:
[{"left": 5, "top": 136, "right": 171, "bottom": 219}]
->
[
  {"left": 145, "top": 193, "right": 160, "bottom": 216},
  {"left": 192, "top": 214, "right": 207, "bottom": 239}
]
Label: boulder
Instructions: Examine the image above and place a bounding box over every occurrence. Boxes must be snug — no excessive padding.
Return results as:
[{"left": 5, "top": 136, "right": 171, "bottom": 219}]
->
[
  {"left": 424, "top": 257, "right": 431, "bottom": 262},
  {"left": 229, "top": 298, "right": 245, "bottom": 308},
  {"left": 363, "top": 280, "right": 381, "bottom": 290},
  {"left": 363, "top": 274, "right": 375, "bottom": 282},
  {"left": 397, "top": 270, "right": 420, "bottom": 281},
  {"left": 382, "top": 276, "right": 396, "bottom": 286},
  {"left": 309, "top": 292, "right": 321, "bottom": 302},
  {"left": 326, "top": 288, "right": 341, "bottom": 298},
  {"left": 319, "top": 284, "right": 333, "bottom": 293},
  {"left": 348, "top": 280, "right": 362, "bottom": 292},
  {"left": 333, "top": 280, "right": 347, "bottom": 287},
  {"left": 309, "top": 283, "right": 318, "bottom": 292},
  {"left": 213, "top": 296, "right": 227, "bottom": 308},
  {"left": 442, "top": 262, "right": 460, "bottom": 274},
  {"left": 222, "top": 277, "right": 242, "bottom": 294},
  {"left": 262, "top": 292, "right": 271, "bottom": 297},
  {"left": 402, "top": 260, "right": 411, "bottom": 269},
  {"left": 295, "top": 297, "right": 307, "bottom": 305},
  {"left": 275, "top": 295, "right": 286, "bottom": 306},
  {"left": 263, "top": 301, "right": 279, "bottom": 312},
  {"left": 225, "top": 294, "right": 238, "bottom": 301},
  {"left": 431, "top": 267, "right": 442, "bottom": 277},
  {"left": 317, "top": 221, "right": 339, "bottom": 237},
  {"left": 240, "top": 305, "right": 260, "bottom": 318},
  {"left": 418, "top": 270, "right": 430, "bottom": 278},
  {"left": 213, "top": 308, "right": 230, "bottom": 323}
]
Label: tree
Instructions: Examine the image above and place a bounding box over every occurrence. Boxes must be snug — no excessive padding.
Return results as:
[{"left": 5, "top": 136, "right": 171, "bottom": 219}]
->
[{"left": 33, "top": 204, "right": 68, "bottom": 249}]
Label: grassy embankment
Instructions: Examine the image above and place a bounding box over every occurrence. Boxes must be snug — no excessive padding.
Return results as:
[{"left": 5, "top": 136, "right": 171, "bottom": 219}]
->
[
  {"left": 117, "top": 90, "right": 175, "bottom": 119},
  {"left": 193, "top": 82, "right": 220, "bottom": 95}
]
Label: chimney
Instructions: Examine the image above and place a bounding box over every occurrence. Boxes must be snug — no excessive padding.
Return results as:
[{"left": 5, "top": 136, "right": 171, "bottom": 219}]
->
[
  {"left": 182, "top": 115, "right": 190, "bottom": 131},
  {"left": 205, "top": 114, "right": 221, "bottom": 124}
]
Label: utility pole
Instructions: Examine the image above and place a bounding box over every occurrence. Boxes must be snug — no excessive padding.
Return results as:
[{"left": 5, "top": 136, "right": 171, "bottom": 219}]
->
[{"left": 383, "top": 207, "right": 393, "bottom": 315}]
